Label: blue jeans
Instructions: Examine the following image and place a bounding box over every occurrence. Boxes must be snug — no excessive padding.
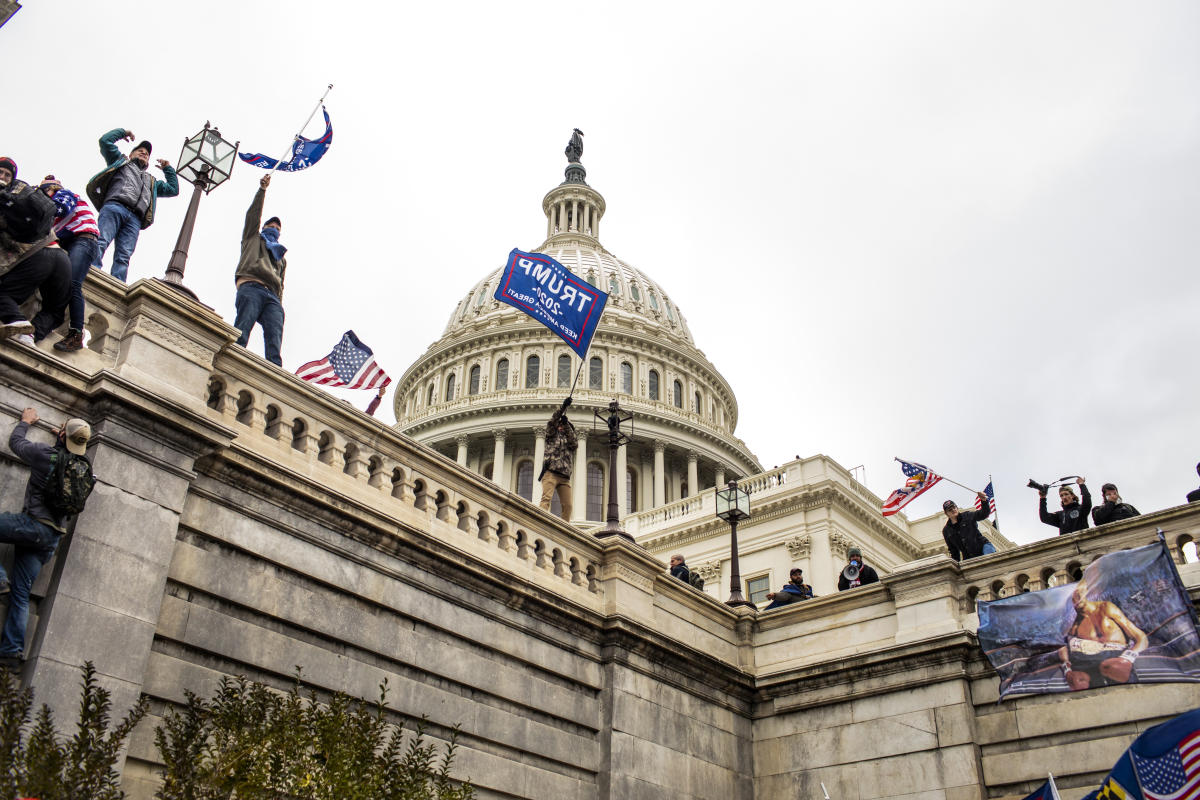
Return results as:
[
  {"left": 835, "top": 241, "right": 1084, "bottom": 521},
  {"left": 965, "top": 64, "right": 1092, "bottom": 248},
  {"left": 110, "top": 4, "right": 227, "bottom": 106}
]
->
[
  {"left": 60, "top": 233, "right": 100, "bottom": 330},
  {"left": 982, "top": 542, "right": 996, "bottom": 555},
  {"left": 94, "top": 202, "right": 142, "bottom": 282},
  {"left": 234, "top": 282, "right": 284, "bottom": 366},
  {"left": 0, "top": 513, "right": 59, "bottom": 657}
]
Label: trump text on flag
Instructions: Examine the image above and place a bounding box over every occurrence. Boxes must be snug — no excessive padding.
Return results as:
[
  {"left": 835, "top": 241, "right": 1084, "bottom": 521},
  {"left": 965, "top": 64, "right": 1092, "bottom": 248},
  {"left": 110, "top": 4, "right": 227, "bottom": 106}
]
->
[{"left": 494, "top": 249, "right": 608, "bottom": 358}]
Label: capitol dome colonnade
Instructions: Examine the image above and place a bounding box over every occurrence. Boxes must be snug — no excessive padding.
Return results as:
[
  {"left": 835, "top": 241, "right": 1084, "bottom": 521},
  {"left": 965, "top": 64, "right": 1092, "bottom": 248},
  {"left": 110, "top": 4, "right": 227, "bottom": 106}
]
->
[{"left": 393, "top": 153, "right": 761, "bottom": 525}]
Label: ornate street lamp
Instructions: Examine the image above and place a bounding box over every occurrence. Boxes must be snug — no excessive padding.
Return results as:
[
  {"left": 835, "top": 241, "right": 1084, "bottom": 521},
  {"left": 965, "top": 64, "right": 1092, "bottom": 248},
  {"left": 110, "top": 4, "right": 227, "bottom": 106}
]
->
[
  {"left": 715, "top": 480, "right": 755, "bottom": 608},
  {"left": 594, "top": 399, "right": 634, "bottom": 541},
  {"left": 162, "top": 122, "right": 238, "bottom": 299}
]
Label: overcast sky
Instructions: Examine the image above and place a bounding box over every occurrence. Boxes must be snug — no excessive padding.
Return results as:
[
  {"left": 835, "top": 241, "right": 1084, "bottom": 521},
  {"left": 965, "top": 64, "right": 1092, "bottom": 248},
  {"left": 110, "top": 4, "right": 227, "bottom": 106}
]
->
[{"left": 4, "top": 1, "right": 1198, "bottom": 545}]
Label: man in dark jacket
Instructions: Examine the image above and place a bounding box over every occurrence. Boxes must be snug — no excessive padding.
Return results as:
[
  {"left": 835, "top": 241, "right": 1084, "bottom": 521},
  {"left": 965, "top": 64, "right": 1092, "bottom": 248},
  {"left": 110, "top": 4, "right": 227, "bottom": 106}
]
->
[
  {"left": 765, "top": 568, "right": 815, "bottom": 609},
  {"left": 538, "top": 398, "right": 577, "bottom": 521},
  {"left": 668, "top": 554, "right": 690, "bottom": 583},
  {"left": 1092, "top": 483, "right": 1140, "bottom": 526},
  {"left": 233, "top": 174, "right": 287, "bottom": 366},
  {"left": 0, "top": 158, "right": 70, "bottom": 345},
  {"left": 837, "top": 547, "right": 880, "bottom": 591},
  {"left": 87, "top": 128, "right": 178, "bottom": 281},
  {"left": 1039, "top": 477, "right": 1091, "bottom": 535},
  {"left": 942, "top": 493, "right": 996, "bottom": 561},
  {"left": 0, "top": 408, "right": 91, "bottom": 669},
  {"left": 1187, "top": 463, "right": 1200, "bottom": 504}
]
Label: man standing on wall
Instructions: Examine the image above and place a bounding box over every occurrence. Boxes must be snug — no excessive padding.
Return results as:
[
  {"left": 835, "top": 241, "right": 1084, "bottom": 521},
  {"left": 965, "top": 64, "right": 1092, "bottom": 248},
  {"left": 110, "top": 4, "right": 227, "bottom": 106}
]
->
[
  {"left": 233, "top": 174, "right": 287, "bottom": 366},
  {"left": 538, "top": 397, "right": 577, "bottom": 522}
]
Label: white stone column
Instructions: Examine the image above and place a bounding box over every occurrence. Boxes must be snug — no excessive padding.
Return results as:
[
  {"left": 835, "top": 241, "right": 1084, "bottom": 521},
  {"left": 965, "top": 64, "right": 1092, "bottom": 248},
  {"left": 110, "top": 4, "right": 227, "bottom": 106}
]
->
[
  {"left": 491, "top": 428, "right": 507, "bottom": 488},
  {"left": 571, "top": 199, "right": 579, "bottom": 231},
  {"left": 715, "top": 465, "right": 726, "bottom": 489},
  {"left": 653, "top": 440, "right": 666, "bottom": 508},
  {"left": 532, "top": 426, "right": 546, "bottom": 476},
  {"left": 572, "top": 430, "right": 589, "bottom": 520},
  {"left": 455, "top": 435, "right": 469, "bottom": 467},
  {"left": 687, "top": 451, "right": 699, "bottom": 497},
  {"left": 640, "top": 452, "right": 653, "bottom": 512},
  {"left": 616, "top": 440, "right": 628, "bottom": 518}
]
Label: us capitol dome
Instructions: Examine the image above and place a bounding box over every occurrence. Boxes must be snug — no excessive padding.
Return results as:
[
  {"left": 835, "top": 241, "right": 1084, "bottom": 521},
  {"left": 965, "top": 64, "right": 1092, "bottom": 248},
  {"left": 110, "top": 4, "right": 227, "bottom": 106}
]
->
[{"left": 391, "top": 140, "right": 762, "bottom": 525}]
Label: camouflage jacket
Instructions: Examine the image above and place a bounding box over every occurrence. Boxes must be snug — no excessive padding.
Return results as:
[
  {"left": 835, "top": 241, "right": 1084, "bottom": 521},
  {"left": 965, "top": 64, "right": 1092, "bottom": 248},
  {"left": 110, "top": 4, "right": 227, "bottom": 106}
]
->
[{"left": 539, "top": 410, "right": 578, "bottom": 480}]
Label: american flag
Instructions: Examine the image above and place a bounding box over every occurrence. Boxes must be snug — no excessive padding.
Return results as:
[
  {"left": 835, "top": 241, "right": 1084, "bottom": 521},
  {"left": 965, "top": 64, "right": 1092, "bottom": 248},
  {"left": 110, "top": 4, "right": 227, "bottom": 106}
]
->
[
  {"left": 1133, "top": 729, "right": 1200, "bottom": 800},
  {"left": 975, "top": 481, "right": 997, "bottom": 515},
  {"left": 881, "top": 459, "right": 942, "bottom": 516},
  {"left": 295, "top": 330, "right": 391, "bottom": 390}
]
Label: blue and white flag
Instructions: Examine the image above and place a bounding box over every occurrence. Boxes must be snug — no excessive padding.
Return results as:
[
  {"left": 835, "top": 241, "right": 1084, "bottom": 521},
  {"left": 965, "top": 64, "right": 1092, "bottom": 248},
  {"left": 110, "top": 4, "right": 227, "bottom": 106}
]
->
[
  {"left": 493, "top": 248, "right": 608, "bottom": 358},
  {"left": 239, "top": 107, "right": 333, "bottom": 171}
]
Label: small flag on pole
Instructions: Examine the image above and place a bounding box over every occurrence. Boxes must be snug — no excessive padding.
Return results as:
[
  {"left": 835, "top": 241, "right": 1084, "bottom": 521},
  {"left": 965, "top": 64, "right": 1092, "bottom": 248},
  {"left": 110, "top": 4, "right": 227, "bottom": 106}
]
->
[
  {"left": 295, "top": 330, "right": 390, "bottom": 389},
  {"left": 975, "top": 481, "right": 996, "bottom": 515},
  {"left": 881, "top": 460, "right": 942, "bottom": 516},
  {"left": 239, "top": 107, "right": 333, "bottom": 171},
  {"left": 1020, "top": 775, "right": 1061, "bottom": 800}
]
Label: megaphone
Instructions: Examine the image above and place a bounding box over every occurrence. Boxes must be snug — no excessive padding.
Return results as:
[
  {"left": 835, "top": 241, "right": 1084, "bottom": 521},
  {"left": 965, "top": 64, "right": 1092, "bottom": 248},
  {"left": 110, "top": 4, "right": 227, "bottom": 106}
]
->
[{"left": 842, "top": 564, "right": 861, "bottom": 582}]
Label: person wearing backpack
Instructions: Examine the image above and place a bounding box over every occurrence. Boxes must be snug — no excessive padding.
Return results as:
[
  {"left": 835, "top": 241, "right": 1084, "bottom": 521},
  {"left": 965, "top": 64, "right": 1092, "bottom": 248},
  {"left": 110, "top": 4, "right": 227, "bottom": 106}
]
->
[
  {"left": 0, "top": 408, "right": 93, "bottom": 670},
  {"left": 0, "top": 157, "right": 70, "bottom": 345}
]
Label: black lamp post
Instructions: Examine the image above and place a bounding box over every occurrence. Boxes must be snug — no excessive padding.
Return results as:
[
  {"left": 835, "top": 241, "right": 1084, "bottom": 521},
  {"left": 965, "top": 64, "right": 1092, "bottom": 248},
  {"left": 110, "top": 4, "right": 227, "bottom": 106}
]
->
[
  {"left": 594, "top": 399, "right": 634, "bottom": 541},
  {"left": 715, "top": 480, "right": 755, "bottom": 608},
  {"left": 162, "top": 122, "right": 238, "bottom": 300}
]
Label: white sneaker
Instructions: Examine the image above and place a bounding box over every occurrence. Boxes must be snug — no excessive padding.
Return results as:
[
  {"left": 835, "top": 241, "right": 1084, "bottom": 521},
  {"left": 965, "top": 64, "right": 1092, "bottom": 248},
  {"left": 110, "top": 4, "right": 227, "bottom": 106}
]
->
[
  {"left": 14, "top": 334, "right": 35, "bottom": 347},
  {"left": 0, "top": 319, "right": 33, "bottom": 339}
]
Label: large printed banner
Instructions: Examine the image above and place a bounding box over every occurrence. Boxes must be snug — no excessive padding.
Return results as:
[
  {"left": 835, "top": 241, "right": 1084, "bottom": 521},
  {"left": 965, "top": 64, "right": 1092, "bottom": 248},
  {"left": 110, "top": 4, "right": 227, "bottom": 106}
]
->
[
  {"left": 977, "top": 541, "right": 1200, "bottom": 700},
  {"left": 494, "top": 249, "right": 608, "bottom": 358}
]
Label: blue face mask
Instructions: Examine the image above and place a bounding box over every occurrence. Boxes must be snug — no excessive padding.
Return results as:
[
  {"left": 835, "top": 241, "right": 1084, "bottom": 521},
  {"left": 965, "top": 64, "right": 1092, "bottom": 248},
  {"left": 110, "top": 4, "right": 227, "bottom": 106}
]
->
[{"left": 260, "top": 226, "right": 286, "bottom": 261}]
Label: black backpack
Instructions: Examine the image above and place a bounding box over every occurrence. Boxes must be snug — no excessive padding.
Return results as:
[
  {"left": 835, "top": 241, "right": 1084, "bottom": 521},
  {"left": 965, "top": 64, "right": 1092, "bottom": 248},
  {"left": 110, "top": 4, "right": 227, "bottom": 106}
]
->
[
  {"left": 687, "top": 570, "right": 705, "bottom": 591},
  {"left": 44, "top": 447, "right": 95, "bottom": 516},
  {"left": 0, "top": 181, "right": 56, "bottom": 244}
]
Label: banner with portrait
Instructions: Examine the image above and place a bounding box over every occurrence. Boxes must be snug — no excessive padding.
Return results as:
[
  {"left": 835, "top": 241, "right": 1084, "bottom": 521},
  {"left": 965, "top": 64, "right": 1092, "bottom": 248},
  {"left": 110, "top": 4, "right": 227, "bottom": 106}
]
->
[{"left": 977, "top": 541, "right": 1200, "bottom": 700}]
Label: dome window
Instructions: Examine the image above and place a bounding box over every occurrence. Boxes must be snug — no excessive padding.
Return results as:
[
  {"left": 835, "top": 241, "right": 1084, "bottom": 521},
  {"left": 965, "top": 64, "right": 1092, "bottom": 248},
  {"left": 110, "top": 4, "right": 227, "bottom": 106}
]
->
[
  {"left": 516, "top": 460, "right": 534, "bottom": 501},
  {"left": 589, "top": 357, "right": 603, "bottom": 390},
  {"left": 445, "top": 373, "right": 456, "bottom": 401},
  {"left": 469, "top": 365, "right": 481, "bottom": 396},
  {"left": 586, "top": 271, "right": 597, "bottom": 287},
  {"left": 630, "top": 283, "right": 641, "bottom": 302},
  {"left": 626, "top": 468, "right": 637, "bottom": 514},
  {"left": 586, "top": 462, "right": 605, "bottom": 521},
  {"left": 665, "top": 301, "right": 675, "bottom": 322},
  {"left": 608, "top": 276, "right": 620, "bottom": 296},
  {"left": 621, "top": 362, "right": 633, "bottom": 394},
  {"left": 495, "top": 359, "right": 509, "bottom": 390},
  {"left": 427, "top": 383, "right": 435, "bottom": 406},
  {"left": 557, "top": 354, "right": 571, "bottom": 388},
  {"left": 476, "top": 286, "right": 489, "bottom": 307},
  {"left": 673, "top": 380, "right": 683, "bottom": 408},
  {"left": 526, "top": 355, "right": 540, "bottom": 388},
  {"left": 693, "top": 391, "right": 701, "bottom": 413},
  {"left": 648, "top": 291, "right": 659, "bottom": 311},
  {"left": 648, "top": 370, "right": 660, "bottom": 401}
]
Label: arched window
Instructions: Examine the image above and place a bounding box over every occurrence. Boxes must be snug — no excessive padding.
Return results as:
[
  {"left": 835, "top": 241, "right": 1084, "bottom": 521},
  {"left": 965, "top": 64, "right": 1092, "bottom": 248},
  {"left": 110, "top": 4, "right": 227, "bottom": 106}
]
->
[
  {"left": 526, "top": 355, "right": 540, "bottom": 388},
  {"left": 630, "top": 283, "right": 641, "bottom": 302},
  {"left": 648, "top": 291, "right": 659, "bottom": 311},
  {"left": 495, "top": 358, "right": 509, "bottom": 390},
  {"left": 621, "top": 362, "right": 633, "bottom": 394},
  {"left": 673, "top": 380, "right": 683, "bottom": 408},
  {"left": 694, "top": 391, "right": 701, "bottom": 413},
  {"left": 648, "top": 370, "right": 660, "bottom": 401},
  {"left": 665, "top": 301, "right": 675, "bottom": 322},
  {"left": 444, "top": 373, "right": 456, "bottom": 401},
  {"left": 608, "top": 276, "right": 621, "bottom": 295},
  {"left": 681, "top": 482, "right": 688, "bottom": 499},
  {"left": 586, "top": 462, "right": 604, "bottom": 521},
  {"left": 516, "top": 461, "right": 534, "bottom": 501},
  {"left": 626, "top": 468, "right": 637, "bottom": 514},
  {"left": 469, "top": 365, "right": 481, "bottom": 396},
  {"left": 476, "top": 285, "right": 489, "bottom": 307},
  {"left": 557, "top": 354, "right": 571, "bottom": 388},
  {"left": 589, "top": 357, "right": 603, "bottom": 390},
  {"left": 427, "top": 383, "right": 435, "bottom": 406}
]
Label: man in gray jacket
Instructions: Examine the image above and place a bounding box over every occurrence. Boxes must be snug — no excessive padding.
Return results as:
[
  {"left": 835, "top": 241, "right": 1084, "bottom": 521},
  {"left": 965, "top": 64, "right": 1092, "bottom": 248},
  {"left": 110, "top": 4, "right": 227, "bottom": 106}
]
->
[
  {"left": 86, "top": 128, "right": 178, "bottom": 281},
  {"left": 233, "top": 174, "right": 287, "bottom": 366},
  {"left": 0, "top": 408, "right": 91, "bottom": 669}
]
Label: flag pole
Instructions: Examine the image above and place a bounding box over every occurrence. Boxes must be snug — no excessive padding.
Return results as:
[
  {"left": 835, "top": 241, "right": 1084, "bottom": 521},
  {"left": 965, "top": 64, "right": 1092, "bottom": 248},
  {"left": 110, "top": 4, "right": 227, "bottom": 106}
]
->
[
  {"left": 566, "top": 351, "right": 589, "bottom": 399},
  {"left": 267, "top": 83, "right": 334, "bottom": 177},
  {"left": 895, "top": 457, "right": 981, "bottom": 494},
  {"left": 988, "top": 472, "right": 1001, "bottom": 530}
]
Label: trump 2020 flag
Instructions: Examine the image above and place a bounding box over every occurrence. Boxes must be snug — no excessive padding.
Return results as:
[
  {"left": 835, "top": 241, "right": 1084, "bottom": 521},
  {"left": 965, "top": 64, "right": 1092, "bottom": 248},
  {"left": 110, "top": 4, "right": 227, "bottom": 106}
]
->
[
  {"left": 493, "top": 248, "right": 607, "bottom": 358},
  {"left": 295, "top": 330, "right": 390, "bottom": 390},
  {"left": 977, "top": 541, "right": 1200, "bottom": 701},
  {"left": 1081, "top": 707, "right": 1200, "bottom": 800},
  {"left": 239, "top": 107, "right": 333, "bottom": 171}
]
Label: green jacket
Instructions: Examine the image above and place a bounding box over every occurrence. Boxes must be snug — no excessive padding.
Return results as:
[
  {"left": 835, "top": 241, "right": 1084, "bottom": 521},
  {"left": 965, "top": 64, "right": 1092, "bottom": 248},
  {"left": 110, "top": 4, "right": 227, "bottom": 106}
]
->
[
  {"left": 235, "top": 188, "right": 286, "bottom": 299},
  {"left": 85, "top": 128, "right": 179, "bottom": 229}
]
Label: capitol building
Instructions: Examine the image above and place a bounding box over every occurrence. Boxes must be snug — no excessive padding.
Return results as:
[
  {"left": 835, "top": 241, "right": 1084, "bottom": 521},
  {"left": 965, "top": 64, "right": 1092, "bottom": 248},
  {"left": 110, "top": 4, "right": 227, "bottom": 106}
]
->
[{"left": 391, "top": 144, "right": 1010, "bottom": 598}]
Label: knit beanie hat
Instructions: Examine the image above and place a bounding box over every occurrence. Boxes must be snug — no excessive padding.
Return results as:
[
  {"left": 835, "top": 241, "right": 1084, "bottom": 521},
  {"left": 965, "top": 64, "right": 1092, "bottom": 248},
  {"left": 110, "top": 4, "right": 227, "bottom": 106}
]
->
[
  {"left": 40, "top": 174, "right": 62, "bottom": 191},
  {"left": 0, "top": 157, "right": 16, "bottom": 179}
]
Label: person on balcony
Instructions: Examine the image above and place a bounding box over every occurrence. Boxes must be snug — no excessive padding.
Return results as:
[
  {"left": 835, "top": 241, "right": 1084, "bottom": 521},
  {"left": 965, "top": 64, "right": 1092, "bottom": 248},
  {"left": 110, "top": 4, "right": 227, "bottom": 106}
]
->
[
  {"left": 233, "top": 174, "right": 287, "bottom": 367},
  {"left": 837, "top": 547, "right": 879, "bottom": 591},
  {"left": 538, "top": 397, "right": 576, "bottom": 521},
  {"left": 941, "top": 494, "right": 996, "bottom": 561},
  {"left": 1091, "top": 483, "right": 1140, "bottom": 526},
  {"left": 1187, "top": 463, "right": 1200, "bottom": 504},
  {"left": 1038, "top": 477, "right": 1091, "bottom": 536},
  {"left": 764, "top": 568, "right": 814, "bottom": 608}
]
